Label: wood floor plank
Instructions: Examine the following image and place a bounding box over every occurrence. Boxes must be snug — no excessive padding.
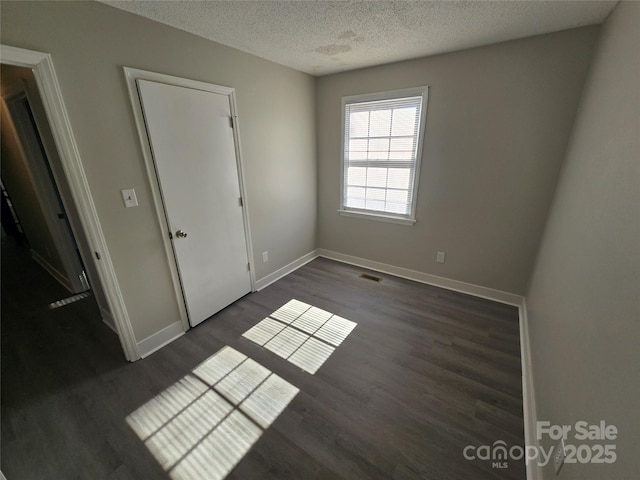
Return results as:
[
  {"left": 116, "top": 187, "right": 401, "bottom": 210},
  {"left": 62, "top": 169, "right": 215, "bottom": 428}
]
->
[{"left": 2, "top": 245, "right": 525, "bottom": 479}]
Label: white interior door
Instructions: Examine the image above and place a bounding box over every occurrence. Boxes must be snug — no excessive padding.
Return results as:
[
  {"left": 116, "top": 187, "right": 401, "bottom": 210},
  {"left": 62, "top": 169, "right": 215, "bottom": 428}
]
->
[{"left": 137, "top": 79, "right": 251, "bottom": 327}]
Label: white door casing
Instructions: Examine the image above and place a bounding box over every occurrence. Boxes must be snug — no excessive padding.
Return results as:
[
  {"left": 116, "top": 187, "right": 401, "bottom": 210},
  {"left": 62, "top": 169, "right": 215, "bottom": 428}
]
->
[{"left": 131, "top": 74, "right": 254, "bottom": 328}]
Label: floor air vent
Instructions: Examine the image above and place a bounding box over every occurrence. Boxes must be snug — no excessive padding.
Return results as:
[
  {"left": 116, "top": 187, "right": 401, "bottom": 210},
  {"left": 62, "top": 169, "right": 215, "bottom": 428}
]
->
[
  {"left": 48, "top": 291, "right": 91, "bottom": 309},
  {"left": 359, "top": 273, "right": 382, "bottom": 282}
]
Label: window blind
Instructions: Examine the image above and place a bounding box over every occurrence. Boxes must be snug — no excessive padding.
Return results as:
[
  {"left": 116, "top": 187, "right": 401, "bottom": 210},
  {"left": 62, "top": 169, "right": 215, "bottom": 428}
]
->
[{"left": 343, "top": 95, "right": 423, "bottom": 217}]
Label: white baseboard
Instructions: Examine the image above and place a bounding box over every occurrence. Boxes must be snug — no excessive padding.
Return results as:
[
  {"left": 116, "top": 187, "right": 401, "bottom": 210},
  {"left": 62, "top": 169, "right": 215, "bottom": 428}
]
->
[
  {"left": 137, "top": 321, "right": 184, "bottom": 359},
  {"left": 31, "top": 249, "right": 74, "bottom": 293},
  {"left": 100, "top": 307, "right": 118, "bottom": 335},
  {"left": 318, "top": 249, "right": 523, "bottom": 306},
  {"left": 519, "top": 299, "right": 541, "bottom": 480},
  {"left": 255, "top": 249, "right": 320, "bottom": 291}
]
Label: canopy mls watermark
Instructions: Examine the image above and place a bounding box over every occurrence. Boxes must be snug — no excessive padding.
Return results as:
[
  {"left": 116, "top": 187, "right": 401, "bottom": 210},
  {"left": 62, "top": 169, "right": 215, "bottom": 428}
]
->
[{"left": 463, "top": 420, "right": 618, "bottom": 470}]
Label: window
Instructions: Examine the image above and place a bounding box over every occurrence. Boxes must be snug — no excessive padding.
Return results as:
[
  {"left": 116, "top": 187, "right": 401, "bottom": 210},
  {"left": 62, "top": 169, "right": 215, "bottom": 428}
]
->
[{"left": 340, "top": 87, "right": 428, "bottom": 225}]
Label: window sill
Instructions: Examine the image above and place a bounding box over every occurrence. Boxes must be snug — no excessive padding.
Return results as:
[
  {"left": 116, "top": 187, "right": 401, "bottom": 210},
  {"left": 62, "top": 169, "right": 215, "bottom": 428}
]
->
[{"left": 337, "top": 209, "right": 416, "bottom": 226}]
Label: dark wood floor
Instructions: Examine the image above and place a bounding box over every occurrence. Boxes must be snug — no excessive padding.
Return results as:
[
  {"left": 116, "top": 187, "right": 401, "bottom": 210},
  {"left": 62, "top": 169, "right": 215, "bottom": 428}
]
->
[{"left": 1, "top": 241, "right": 525, "bottom": 480}]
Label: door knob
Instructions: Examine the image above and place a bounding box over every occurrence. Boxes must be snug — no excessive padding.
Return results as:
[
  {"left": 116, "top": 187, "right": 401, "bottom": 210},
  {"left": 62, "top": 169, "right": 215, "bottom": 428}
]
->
[{"left": 175, "top": 230, "right": 188, "bottom": 238}]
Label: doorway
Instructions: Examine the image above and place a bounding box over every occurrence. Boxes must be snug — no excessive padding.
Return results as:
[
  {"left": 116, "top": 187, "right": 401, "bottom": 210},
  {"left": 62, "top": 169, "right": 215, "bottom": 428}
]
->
[
  {"left": 2, "top": 76, "right": 89, "bottom": 293},
  {"left": 1, "top": 45, "right": 138, "bottom": 361},
  {"left": 1, "top": 64, "right": 111, "bottom": 323}
]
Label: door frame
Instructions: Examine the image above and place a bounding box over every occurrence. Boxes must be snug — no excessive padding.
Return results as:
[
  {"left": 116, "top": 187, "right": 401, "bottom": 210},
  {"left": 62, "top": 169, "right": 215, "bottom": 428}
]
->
[
  {"left": 123, "top": 67, "right": 256, "bottom": 332},
  {"left": 2, "top": 84, "right": 89, "bottom": 293},
  {"left": 1, "top": 44, "right": 140, "bottom": 361}
]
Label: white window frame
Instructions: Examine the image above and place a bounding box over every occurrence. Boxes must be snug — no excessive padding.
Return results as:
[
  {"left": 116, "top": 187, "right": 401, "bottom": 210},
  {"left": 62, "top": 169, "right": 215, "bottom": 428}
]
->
[{"left": 339, "top": 86, "right": 429, "bottom": 225}]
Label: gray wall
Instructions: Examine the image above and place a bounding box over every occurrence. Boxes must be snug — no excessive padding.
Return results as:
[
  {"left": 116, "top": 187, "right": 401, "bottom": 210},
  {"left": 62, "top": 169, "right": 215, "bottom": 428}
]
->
[
  {"left": 317, "top": 27, "right": 600, "bottom": 294},
  {"left": 1, "top": 1, "right": 317, "bottom": 342},
  {"left": 526, "top": 2, "right": 640, "bottom": 479}
]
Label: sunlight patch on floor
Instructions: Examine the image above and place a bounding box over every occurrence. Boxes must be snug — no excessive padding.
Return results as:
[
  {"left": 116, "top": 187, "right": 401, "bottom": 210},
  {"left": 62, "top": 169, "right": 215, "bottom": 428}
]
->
[
  {"left": 126, "top": 346, "right": 299, "bottom": 480},
  {"left": 242, "top": 299, "right": 357, "bottom": 374}
]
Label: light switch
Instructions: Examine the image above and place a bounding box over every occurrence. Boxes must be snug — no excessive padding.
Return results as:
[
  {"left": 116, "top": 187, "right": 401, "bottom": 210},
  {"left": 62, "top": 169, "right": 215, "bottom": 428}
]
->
[{"left": 121, "top": 188, "right": 138, "bottom": 208}]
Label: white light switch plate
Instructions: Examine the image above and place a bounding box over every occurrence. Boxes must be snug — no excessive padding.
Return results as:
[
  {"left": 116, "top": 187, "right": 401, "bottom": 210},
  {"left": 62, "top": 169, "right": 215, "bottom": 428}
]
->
[{"left": 121, "top": 188, "right": 138, "bottom": 208}]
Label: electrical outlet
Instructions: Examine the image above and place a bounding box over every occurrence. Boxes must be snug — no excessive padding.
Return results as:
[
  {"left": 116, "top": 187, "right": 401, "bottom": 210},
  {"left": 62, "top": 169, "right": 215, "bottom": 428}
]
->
[
  {"left": 554, "top": 439, "right": 566, "bottom": 475},
  {"left": 436, "top": 251, "right": 446, "bottom": 263},
  {"left": 262, "top": 251, "right": 269, "bottom": 263}
]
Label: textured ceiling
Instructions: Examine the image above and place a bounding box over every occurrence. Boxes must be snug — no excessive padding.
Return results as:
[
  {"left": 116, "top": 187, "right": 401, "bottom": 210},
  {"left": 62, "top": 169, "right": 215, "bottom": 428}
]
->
[{"left": 100, "top": 1, "right": 616, "bottom": 76}]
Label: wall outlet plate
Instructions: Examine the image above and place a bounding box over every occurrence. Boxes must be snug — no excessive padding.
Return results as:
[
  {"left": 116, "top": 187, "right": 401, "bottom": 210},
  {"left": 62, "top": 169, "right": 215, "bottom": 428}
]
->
[
  {"left": 262, "top": 251, "right": 269, "bottom": 263},
  {"left": 436, "top": 251, "right": 446, "bottom": 263},
  {"left": 554, "top": 438, "right": 566, "bottom": 475}
]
